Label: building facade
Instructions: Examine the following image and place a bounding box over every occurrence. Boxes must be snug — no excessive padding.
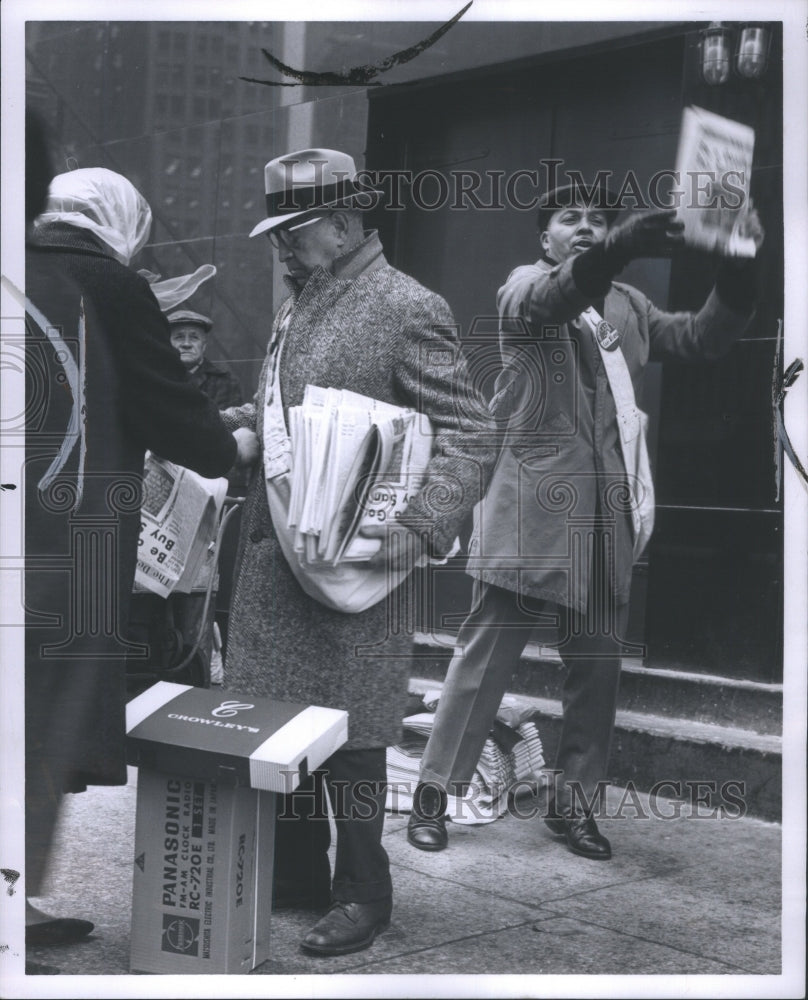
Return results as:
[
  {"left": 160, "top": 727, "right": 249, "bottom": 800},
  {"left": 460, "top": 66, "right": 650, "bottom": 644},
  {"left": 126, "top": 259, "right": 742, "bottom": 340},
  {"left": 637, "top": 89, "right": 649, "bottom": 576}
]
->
[{"left": 25, "top": 17, "right": 784, "bottom": 691}]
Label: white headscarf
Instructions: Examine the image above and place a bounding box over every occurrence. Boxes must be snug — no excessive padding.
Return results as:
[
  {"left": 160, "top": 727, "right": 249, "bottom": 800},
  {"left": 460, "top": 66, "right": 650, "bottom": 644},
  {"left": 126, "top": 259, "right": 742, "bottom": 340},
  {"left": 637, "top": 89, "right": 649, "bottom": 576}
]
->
[
  {"left": 137, "top": 264, "right": 218, "bottom": 313},
  {"left": 35, "top": 167, "right": 152, "bottom": 266}
]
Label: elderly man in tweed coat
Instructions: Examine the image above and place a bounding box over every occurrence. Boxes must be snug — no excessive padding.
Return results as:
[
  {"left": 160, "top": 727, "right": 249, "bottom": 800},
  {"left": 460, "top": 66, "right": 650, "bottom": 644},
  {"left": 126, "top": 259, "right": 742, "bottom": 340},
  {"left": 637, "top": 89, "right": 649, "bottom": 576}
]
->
[{"left": 222, "top": 148, "right": 495, "bottom": 956}]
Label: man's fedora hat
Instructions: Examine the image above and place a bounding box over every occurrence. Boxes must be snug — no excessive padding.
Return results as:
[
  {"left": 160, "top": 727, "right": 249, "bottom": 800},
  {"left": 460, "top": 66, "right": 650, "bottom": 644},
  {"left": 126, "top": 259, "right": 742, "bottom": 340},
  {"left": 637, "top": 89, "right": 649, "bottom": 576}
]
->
[
  {"left": 166, "top": 308, "right": 212, "bottom": 332},
  {"left": 537, "top": 181, "right": 622, "bottom": 232},
  {"left": 249, "top": 148, "right": 380, "bottom": 238}
]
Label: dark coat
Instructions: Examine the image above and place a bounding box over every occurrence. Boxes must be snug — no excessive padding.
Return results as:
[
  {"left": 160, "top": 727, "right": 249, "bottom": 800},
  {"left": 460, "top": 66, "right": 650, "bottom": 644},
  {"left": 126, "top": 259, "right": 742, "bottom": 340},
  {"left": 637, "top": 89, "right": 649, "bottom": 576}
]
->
[
  {"left": 222, "top": 233, "right": 496, "bottom": 749},
  {"left": 25, "top": 223, "right": 237, "bottom": 791},
  {"left": 190, "top": 357, "right": 244, "bottom": 409},
  {"left": 466, "top": 255, "right": 752, "bottom": 613}
]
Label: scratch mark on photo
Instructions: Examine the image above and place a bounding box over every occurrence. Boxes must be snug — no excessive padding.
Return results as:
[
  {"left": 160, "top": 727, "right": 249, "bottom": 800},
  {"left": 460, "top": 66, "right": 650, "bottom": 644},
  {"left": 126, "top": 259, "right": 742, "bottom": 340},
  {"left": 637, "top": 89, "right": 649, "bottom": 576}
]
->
[{"left": 241, "top": 1, "right": 473, "bottom": 88}]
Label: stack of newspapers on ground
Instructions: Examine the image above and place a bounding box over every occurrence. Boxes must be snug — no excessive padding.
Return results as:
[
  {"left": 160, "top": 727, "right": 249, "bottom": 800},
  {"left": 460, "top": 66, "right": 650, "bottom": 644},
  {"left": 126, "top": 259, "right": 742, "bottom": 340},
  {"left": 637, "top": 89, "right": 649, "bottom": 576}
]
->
[
  {"left": 287, "top": 385, "right": 433, "bottom": 565},
  {"left": 387, "top": 689, "right": 546, "bottom": 825}
]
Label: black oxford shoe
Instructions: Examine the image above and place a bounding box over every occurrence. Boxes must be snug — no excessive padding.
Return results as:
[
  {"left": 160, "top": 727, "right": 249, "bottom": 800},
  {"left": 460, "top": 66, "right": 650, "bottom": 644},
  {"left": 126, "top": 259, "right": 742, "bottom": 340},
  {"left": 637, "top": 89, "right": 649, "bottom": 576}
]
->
[
  {"left": 544, "top": 813, "right": 612, "bottom": 860},
  {"left": 407, "top": 782, "right": 449, "bottom": 851},
  {"left": 300, "top": 899, "right": 392, "bottom": 956},
  {"left": 26, "top": 918, "right": 94, "bottom": 946}
]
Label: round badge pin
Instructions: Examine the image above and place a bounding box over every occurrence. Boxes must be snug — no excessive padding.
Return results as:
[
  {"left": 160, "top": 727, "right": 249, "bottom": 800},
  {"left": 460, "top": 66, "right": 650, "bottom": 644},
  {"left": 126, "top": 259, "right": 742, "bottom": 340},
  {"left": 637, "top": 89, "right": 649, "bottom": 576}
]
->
[{"left": 596, "top": 319, "right": 620, "bottom": 351}]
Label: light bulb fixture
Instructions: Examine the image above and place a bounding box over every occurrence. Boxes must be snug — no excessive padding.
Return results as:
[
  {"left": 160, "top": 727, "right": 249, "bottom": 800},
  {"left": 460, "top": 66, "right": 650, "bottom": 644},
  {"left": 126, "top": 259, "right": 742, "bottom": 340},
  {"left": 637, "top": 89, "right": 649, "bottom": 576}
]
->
[
  {"left": 735, "top": 23, "right": 771, "bottom": 79},
  {"left": 700, "top": 22, "right": 732, "bottom": 85}
]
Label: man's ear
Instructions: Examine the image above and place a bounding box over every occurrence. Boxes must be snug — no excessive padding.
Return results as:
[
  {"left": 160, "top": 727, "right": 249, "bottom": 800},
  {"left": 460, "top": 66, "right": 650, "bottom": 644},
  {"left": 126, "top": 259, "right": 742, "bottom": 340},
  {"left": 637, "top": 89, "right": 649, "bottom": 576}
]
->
[{"left": 330, "top": 210, "right": 351, "bottom": 241}]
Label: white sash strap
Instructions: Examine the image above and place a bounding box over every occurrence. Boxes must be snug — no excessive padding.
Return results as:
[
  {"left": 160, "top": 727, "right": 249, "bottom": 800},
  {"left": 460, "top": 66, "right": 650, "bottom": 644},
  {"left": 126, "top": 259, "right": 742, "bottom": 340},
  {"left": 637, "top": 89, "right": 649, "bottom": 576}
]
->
[
  {"left": 262, "top": 299, "right": 294, "bottom": 481},
  {"left": 579, "top": 307, "right": 655, "bottom": 560}
]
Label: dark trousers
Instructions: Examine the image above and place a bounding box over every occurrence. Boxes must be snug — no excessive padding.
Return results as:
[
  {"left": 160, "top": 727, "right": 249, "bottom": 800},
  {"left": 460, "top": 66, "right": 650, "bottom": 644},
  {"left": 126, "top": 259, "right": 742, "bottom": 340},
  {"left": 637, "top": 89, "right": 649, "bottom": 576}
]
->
[
  {"left": 273, "top": 747, "right": 392, "bottom": 904},
  {"left": 420, "top": 574, "right": 629, "bottom": 813}
]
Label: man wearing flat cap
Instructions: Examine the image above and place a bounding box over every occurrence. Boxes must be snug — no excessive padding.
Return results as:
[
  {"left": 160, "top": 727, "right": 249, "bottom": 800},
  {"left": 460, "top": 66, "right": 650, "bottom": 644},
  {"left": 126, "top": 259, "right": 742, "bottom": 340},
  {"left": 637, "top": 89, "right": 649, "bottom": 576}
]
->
[
  {"left": 220, "top": 148, "right": 495, "bottom": 955},
  {"left": 407, "top": 180, "right": 764, "bottom": 861},
  {"left": 165, "top": 308, "right": 244, "bottom": 680},
  {"left": 167, "top": 308, "right": 243, "bottom": 409}
]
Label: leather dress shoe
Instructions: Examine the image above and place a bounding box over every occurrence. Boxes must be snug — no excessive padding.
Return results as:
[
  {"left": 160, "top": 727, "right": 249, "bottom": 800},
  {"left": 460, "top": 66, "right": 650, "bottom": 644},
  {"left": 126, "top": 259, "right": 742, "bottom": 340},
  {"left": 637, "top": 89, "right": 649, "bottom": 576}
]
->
[
  {"left": 26, "top": 918, "right": 94, "bottom": 946},
  {"left": 544, "top": 811, "right": 612, "bottom": 860},
  {"left": 300, "top": 899, "right": 392, "bottom": 956},
  {"left": 407, "top": 782, "right": 448, "bottom": 852}
]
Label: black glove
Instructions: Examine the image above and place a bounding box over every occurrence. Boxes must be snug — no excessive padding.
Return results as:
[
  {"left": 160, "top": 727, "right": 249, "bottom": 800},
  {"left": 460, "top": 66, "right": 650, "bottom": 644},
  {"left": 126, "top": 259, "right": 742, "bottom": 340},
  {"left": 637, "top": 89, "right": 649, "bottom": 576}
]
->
[
  {"left": 712, "top": 205, "right": 765, "bottom": 313},
  {"left": 603, "top": 209, "right": 685, "bottom": 270}
]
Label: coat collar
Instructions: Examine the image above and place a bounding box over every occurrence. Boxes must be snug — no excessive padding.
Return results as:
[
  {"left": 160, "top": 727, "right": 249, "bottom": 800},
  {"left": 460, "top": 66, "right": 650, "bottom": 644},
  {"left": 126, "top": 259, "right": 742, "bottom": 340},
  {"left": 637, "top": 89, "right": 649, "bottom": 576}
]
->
[
  {"left": 194, "top": 357, "right": 227, "bottom": 377},
  {"left": 29, "top": 221, "right": 113, "bottom": 259},
  {"left": 283, "top": 230, "right": 386, "bottom": 296},
  {"left": 603, "top": 282, "right": 632, "bottom": 336},
  {"left": 532, "top": 255, "right": 638, "bottom": 364},
  {"left": 535, "top": 255, "right": 632, "bottom": 331}
]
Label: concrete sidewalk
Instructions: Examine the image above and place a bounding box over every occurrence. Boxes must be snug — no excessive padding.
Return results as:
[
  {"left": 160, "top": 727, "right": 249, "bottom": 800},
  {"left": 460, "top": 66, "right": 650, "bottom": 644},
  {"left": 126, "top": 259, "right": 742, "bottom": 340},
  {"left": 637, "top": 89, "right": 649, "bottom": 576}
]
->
[{"left": 9, "top": 767, "right": 798, "bottom": 995}]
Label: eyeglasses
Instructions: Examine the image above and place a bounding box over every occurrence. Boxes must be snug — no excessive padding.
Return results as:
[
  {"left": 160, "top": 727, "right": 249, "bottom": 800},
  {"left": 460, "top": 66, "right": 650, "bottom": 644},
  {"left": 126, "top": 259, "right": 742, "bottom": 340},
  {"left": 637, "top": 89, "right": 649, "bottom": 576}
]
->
[{"left": 267, "top": 213, "right": 330, "bottom": 250}]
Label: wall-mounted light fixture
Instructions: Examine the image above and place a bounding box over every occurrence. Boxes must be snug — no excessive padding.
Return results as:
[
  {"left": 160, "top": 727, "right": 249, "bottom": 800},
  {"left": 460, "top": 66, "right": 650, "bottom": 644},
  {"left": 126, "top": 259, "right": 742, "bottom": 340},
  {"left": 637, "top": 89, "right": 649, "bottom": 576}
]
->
[
  {"left": 699, "top": 22, "right": 771, "bottom": 85},
  {"left": 700, "top": 22, "right": 732, "bottom": 85},
  {"left": 735, "top": 23, "right": 771, "bottom": 80}
]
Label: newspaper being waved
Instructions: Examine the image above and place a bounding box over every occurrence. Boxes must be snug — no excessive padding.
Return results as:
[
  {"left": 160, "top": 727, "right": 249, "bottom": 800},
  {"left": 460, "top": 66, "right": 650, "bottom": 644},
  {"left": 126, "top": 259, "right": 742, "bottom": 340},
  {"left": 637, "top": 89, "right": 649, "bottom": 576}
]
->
[
  {"left": 134, "top": 453, "right": 229, "bottom": 598},
  {"left": 673, "top": 105, "right": 757, "bottom": 258},
  {"left": 287, "top": 385, "right": 433, "bottom": 567}
]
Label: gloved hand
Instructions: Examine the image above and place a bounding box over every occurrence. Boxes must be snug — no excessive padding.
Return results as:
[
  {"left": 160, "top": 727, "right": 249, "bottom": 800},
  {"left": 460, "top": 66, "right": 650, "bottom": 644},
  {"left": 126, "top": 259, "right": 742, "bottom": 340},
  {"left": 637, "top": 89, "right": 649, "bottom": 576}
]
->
[
  {"left": 233, "top": 427, "right": 260, "bottom": 467},
  {"left": 603, "top": 209, "right": 685, "bottom": 269},
  {"left": 360, "top": 520, "right": 426, "bottom": 573},
  {"left": 714, "top": 204, "right": 766, "bottom": 311},
  {"left": 727, "top": 203, "right": 766, "bottom": 257}
]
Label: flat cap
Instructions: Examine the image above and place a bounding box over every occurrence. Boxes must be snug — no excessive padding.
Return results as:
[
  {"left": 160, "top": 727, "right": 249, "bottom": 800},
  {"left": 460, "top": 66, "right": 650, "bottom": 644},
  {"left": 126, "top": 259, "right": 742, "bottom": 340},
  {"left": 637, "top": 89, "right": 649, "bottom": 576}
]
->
[
  {"left": 166, "top": 309, "right": 212, "bottom": 331},
  {"left": 537, "top": 181, "right": 622, "bottom": 231}
]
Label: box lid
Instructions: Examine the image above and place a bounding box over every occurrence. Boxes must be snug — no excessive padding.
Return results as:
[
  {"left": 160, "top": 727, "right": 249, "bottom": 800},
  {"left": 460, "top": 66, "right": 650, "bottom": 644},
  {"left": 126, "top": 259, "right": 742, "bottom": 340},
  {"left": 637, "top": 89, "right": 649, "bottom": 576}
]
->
[{"left": 126, "top": 682, "right": 348, "bottom": 792}]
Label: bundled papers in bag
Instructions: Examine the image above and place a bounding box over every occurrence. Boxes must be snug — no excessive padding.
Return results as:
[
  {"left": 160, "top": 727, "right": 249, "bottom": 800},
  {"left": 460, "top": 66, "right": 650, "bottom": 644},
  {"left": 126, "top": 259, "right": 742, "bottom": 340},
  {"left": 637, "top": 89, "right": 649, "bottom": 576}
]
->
[
  {"left": 672, "top": 105, "right": 757, "bottom": 258},
  {"left": 287, "top": 385, "right": 433, "bottom": 566},
  {"left": 386, "top": 690, "right": 546, "bottom": 824},
  {"left": 135, "top": 453, "right": 228, "bottom": 598}
]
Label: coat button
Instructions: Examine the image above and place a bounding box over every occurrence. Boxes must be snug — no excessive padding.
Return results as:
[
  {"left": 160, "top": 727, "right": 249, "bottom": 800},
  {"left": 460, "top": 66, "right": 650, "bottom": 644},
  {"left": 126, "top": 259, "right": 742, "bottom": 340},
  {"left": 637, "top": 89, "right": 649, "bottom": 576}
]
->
[{"left": 249, "top": 528, "right": 264, "bottom": 543}]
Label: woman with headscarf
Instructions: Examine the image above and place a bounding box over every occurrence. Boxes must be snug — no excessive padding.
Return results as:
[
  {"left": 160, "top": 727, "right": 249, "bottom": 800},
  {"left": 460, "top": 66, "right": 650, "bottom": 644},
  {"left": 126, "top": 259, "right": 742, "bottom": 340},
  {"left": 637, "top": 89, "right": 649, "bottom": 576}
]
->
[{"left": 22, "top": 158, "right": 257, "bottom": 949}]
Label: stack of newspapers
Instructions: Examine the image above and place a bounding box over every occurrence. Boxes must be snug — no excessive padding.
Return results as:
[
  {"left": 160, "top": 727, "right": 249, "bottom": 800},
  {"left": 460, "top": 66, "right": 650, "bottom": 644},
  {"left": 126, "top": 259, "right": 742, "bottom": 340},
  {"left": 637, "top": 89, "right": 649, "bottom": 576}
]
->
[
  {"left": 287, "top": 385, "right": 433, "bottom": 566},
  {"left": 386, "top": 691, "right": 546, "bottom": 824}
]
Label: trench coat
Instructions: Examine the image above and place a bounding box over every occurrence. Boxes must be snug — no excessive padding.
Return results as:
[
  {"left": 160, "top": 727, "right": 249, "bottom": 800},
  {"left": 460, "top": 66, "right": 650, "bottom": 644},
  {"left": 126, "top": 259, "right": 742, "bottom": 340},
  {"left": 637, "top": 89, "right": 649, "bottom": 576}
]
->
[
  {"left": 25, "top": 223, "right": 238, "bottom": 791},
  {"left": 222, "top": 232, "right": 495, "bottom": 749},
  {"left": 466, "top": 254, "right": 753, "bottom": 613}
]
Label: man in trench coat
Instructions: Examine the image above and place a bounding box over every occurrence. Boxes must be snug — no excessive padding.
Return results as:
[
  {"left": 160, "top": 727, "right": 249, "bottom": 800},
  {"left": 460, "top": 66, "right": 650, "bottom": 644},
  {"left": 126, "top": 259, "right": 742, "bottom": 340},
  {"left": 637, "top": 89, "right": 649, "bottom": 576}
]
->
[
  {"left": 222, "top": 148, "right": 495, "bottom": 956},
  {"left": 407, "top": 180, "right": 764, "bottom": 861}
]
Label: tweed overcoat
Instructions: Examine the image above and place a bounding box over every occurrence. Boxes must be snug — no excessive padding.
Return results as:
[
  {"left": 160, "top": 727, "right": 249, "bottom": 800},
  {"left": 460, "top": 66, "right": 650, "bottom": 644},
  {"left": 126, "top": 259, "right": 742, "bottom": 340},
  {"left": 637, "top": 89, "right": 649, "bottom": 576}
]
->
[
  {"left": 466, "top": 255, "right": 752, "bottom": 614},
  {"left": 25, "top": 223, "right": 237, "bottom": 791},
  {"left": 222, "top": 233, "right": 495, "bottom": 749}
]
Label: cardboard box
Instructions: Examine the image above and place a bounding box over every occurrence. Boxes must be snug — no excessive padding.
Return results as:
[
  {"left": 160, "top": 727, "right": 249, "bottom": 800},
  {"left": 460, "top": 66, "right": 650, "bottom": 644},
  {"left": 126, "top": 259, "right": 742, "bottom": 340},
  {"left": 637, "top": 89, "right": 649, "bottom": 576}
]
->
[
  {"left": 130, "top": 770, "right": 276, "bottom": 974},
  {"left": 126, "top": 682, "right": 348, "bottom": 974}
]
